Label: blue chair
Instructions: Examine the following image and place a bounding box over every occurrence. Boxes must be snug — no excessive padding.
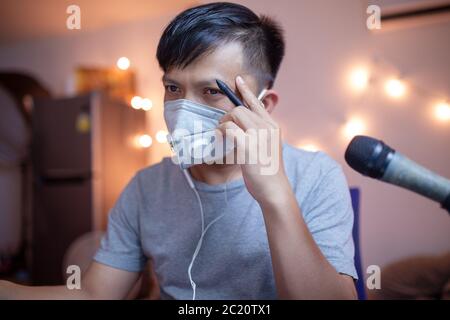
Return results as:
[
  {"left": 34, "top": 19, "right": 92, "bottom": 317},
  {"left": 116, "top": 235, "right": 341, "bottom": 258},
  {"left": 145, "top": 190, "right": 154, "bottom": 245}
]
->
[{"left": 350, "top": 188, "right": 366, "bottom": 300}]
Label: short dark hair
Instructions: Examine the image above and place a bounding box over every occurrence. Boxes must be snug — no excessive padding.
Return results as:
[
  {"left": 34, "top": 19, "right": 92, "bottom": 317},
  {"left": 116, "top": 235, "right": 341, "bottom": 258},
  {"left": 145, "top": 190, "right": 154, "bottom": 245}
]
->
[{"left": 157, "top": 2, "right": 285, "bottom": 89}]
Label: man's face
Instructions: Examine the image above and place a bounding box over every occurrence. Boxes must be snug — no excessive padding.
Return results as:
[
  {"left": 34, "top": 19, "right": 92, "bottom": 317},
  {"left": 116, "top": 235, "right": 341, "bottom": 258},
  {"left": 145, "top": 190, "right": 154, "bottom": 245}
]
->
[{"left": 162, "top": 41, "right": 260, "bottom": 112}]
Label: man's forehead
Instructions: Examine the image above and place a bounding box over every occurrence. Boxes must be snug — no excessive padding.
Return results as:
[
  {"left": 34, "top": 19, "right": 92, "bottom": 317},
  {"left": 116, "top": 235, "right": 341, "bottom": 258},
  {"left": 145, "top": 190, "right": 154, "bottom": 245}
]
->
[
  {"left": 194, "top": 41, "right": 245, "bottom": 69},
  {"left": 162, "top": 42, "right": 246, "bottom": 86}
]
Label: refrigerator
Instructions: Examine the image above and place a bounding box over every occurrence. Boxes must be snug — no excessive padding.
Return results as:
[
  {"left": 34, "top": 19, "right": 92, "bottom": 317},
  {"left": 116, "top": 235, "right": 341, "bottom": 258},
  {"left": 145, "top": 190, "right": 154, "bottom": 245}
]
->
[{"left": 31, "top": 92, "right": 147, "bottom": 285}]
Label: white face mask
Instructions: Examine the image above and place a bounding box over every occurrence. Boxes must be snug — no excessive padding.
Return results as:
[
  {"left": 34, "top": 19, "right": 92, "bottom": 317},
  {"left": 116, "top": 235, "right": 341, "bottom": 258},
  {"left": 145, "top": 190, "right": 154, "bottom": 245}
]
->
[
  {"left": 164, "top": 89, "right": 267, "bottom": 169},
  {"left": 164, "top": 99, "right": 231, "bottom": 169}
]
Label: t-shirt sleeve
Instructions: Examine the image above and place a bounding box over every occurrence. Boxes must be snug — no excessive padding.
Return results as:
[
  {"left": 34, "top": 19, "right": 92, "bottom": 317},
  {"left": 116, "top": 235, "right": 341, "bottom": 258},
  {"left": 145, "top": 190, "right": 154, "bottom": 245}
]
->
[
  {"left": 93, "top": 175, "right": 147, "bottom": 272},
  {"left": 301, "top": 153, "right": 358, "bottom": 279}
]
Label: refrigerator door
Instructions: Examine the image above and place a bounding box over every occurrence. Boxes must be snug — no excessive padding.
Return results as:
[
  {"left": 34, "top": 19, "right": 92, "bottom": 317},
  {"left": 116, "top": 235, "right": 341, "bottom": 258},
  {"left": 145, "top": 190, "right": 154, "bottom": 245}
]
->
[
  {"left": 33, "top": 95, "right": 92, "bottom": 176},
  {"left": 32, "top": 181, "right": 92, "bottom": 285},
  {"left": 31, "top": 94, "right": 94, "bottom": 285},
  {"left": 30, "top": 92, "right": 147, "bottom": 285}
]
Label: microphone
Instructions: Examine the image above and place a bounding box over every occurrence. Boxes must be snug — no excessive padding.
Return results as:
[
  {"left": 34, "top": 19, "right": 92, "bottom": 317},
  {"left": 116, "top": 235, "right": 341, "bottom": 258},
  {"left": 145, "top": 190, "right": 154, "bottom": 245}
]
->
[{"left": 345, "top": 135, "right": 450, "bottom": 214}]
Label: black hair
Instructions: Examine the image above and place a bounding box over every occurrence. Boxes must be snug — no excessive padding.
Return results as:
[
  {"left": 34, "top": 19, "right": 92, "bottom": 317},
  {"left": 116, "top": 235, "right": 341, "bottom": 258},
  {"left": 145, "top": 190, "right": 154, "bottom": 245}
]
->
[{"left": 156, "top": 2, "right": 285, "bottom": 89}]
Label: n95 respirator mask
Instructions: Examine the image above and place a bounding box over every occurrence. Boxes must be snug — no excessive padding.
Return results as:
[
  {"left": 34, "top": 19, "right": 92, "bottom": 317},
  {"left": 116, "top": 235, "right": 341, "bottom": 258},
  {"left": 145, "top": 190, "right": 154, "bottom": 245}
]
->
[{"left": 164, "top": 99, "right": 234, "bottom": 169}]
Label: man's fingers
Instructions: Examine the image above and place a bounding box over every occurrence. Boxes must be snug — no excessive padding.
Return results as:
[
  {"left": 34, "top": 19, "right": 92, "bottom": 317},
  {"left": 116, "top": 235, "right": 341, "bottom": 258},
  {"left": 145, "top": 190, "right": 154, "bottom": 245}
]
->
[
  {"left": 219, "top": 106, "right": 263, "bottom": 131},
  {"left": 217, "top": 121, "right": 246, "bottom": 150},
  {"left": 235, "top": 76, "right": 269, "bottom": 119}
]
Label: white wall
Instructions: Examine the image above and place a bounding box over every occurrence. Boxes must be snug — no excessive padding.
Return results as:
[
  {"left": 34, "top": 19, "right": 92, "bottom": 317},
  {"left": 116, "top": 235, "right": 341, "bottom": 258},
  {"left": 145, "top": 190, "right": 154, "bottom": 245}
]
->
[{"left": 0, "top": 0, "right": 449, "bottom": 280}]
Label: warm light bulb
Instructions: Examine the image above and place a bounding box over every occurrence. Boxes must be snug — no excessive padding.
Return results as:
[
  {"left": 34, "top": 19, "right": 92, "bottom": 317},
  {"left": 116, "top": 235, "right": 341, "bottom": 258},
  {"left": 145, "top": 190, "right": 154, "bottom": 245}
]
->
[
  {"left": 138, "top": 134, "right": 152, "bottom": 148},
  {"left": 141, "top": 98, "right": 153, "bottom": 111},
  {"left": 434, "top": 102, "right": 450, "bottom": 122},
  {"left": 343, "top": 117, "right": 366, "bottom": 140},
  {"left": 131, "top": 96, "right": 142, "bottom": 109},
  {"left": 117, "top": 57, "right": 130, "bottom": 70},
  {"left": 349, "top": 68, "right": 370, "bottom": 91},
  {"left": 156, "top": 130, "right": 168, "bottom": 143},
  {"left": 385, "top": 79, "right": 406, "bottom": 99}
]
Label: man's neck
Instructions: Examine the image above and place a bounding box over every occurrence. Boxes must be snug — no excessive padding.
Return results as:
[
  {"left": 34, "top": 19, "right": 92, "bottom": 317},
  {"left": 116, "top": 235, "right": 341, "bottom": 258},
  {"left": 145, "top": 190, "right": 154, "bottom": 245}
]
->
[{"left": 188, "top": 163, "right": 242, "bottom": 185}]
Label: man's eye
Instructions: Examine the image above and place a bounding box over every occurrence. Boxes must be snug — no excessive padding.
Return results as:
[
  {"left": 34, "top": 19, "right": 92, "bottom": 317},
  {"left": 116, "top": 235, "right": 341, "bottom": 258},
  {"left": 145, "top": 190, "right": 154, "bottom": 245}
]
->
[
  {"left": 165, "top": 85, "right": 180, "bottom": 93},
  {"left": 205, "top": 88, "right": 222, "bottom": 96}
]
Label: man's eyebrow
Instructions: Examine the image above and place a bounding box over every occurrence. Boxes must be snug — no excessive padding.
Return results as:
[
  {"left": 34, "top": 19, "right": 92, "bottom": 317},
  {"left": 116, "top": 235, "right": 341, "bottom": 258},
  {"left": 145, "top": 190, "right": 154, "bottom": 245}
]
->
[
  {"left": 194, "top": 79, "right": 218, "bottom": 87},
  {"left": 161, "top": 76, "right": 181, "bottom": 85},
  {"left": 161, "top": 76, "right": 234, "bottom": 89},
  {"left": 196, "top": 78, "right": 236, "bottom": 90}
]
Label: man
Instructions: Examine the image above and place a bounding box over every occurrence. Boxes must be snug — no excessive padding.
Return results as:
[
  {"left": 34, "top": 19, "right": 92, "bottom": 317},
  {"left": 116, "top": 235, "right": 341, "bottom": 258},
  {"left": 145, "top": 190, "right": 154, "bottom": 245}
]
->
[{"left": 0, "top": 2, "right": 357, "bottom": 300}]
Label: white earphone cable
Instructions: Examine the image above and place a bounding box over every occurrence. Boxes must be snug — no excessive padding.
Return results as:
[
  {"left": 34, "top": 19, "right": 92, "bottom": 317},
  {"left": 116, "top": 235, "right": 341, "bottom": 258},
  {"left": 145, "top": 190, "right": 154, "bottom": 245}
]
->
[{"left": 184, "top": 169, "right": 229, "bottom": 300}]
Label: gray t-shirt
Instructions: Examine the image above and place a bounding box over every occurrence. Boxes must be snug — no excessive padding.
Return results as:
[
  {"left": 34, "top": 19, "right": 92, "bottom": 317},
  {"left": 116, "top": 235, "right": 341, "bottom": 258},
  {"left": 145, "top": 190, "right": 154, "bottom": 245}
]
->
[{"left": 94, "top": 144, "right": 357, "bottom": 299}]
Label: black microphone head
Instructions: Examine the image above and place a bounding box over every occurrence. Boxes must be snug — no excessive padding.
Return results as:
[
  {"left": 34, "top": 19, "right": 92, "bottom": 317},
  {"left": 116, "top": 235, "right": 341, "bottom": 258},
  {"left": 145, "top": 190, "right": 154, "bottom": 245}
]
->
[{"left": 345, "top": 135, "right": 395, "bottom": 179}]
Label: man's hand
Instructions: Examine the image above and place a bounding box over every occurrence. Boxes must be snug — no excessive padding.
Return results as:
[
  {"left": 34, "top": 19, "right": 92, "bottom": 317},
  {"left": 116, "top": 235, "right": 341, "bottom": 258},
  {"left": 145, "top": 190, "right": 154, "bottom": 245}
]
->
[
  {"left": 0, "top": 262, "right": 139, "bottom": 300},
  {"left": 219, "top": 76, "right": 357, "bottom": 299},
  {"left": 218, "top": 75, "right": 291, "bottom": 208}
]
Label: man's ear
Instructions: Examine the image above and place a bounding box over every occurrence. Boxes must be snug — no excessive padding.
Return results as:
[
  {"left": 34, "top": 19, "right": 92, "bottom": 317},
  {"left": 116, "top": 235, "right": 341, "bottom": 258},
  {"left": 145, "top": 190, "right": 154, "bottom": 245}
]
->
[{"left": 261, "top": 90, "right": 279, "bottom": 114}]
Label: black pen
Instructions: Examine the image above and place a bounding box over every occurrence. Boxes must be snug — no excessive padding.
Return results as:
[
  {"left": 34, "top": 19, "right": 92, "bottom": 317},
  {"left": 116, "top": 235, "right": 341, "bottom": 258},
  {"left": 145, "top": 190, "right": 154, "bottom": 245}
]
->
[{"left": 216, "top": 79, "right": 245, "bottom": 107}]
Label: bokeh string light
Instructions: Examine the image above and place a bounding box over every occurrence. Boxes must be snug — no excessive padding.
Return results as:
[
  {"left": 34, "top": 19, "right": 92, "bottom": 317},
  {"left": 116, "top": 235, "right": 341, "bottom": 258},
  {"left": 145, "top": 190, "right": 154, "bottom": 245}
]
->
[{"left": 341, "top": 56, "right": 448, "bottom": 144}]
